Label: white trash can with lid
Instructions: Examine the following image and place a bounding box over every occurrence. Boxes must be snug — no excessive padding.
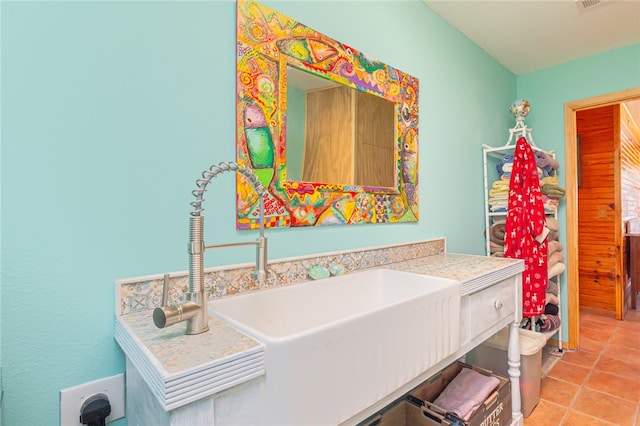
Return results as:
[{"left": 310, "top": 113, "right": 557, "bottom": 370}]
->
[{"left": 466, "top": 326, "right": 548, "bottom": 418}]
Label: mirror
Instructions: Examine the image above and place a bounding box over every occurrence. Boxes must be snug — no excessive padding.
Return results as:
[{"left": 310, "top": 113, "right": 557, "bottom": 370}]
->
[
  {"left": 235, "top": 0, "right": 419, "bottom": 229},
  {"left": 285, "top": 66, "right": 396, "bottom": 187}
]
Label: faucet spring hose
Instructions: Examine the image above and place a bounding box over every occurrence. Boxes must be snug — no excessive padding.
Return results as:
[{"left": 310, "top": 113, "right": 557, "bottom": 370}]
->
[{"left": 190, "top": 161, "right": 266, "bottom": 217}]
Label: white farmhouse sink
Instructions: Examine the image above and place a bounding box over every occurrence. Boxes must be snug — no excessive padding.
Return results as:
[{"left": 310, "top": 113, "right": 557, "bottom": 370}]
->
[{"left": 210, "top": 268, "right": 460, "bottom": 426}]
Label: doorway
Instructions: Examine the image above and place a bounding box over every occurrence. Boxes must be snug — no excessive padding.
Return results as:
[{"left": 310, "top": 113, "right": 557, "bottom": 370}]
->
[{"left": 564, "top": 87, "right": 640, "bottom": 350}]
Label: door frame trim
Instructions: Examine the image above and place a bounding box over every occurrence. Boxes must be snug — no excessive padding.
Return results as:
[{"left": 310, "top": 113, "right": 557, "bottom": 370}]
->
[{"left": 564, "top": 87, "right": 640, "bottom": 349}]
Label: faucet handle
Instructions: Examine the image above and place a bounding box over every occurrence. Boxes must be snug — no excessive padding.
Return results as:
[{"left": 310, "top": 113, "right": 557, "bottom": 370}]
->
[
  {"left": 161, "top": 273, "right": 170, "bottom": 307},
  {"left": 153, "top": 274, "right": 203, "bottom": 330}
]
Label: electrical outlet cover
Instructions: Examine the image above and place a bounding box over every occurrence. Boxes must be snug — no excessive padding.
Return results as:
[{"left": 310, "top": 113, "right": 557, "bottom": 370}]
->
[{"left": 60, "top": 373, "right": 125, "bottom": 426}]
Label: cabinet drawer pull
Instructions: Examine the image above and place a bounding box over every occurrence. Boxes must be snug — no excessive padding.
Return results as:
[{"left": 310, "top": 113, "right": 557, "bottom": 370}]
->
[{"left": 494, "top": 300, "right": 503, "bottom": 310}]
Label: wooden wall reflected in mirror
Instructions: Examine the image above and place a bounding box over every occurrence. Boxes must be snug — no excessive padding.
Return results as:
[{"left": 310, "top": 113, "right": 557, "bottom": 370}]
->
[
  {"left": 235, "top": 0, "right": 419, "bottom": 229},
  {"left": 289, "top": 66, "right": 396, "bottom": 187}
]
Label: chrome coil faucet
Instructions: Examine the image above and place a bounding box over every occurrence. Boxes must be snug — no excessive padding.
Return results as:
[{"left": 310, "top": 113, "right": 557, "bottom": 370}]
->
[{"left": 153, "top": 161, "right": 268, "bottom": 335}]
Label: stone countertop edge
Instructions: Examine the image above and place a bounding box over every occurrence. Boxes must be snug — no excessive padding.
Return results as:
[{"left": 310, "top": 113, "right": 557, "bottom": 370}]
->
[{"left": 115, "top": 251, "right": 524, "bottom": 411}]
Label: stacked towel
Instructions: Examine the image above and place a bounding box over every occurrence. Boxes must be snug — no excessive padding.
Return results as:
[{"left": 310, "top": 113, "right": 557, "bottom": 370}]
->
[
  {"left": 489, "top": 155, "right": 515, "bottom": 212},
  {"left": 534, "top": 150, "right": 560, "bottom": 177},
  {"left": 488, "top": 179, "right": 510, "bottom": 212},
  {"left": 490, "top": 220, "right": 506, "bottom": 243},
  {"left": 490, "top": 241, "right": 505, "bottom": 256},
  {"left": 540, "top": 175, "right": 565, "bottom": 214},
  {"left": 537, "top": 314, "right": 561, "bottom": 333},
  {"left": 548, "top": 262, "right": 565, "bottom": 279},
  {"left": 546, "top": 293, "right": 560, "bottom": 305},
  {"left": 543, "top": 196, "right": 559, "bottom": 213},
  {"left": 545, "top": 303, "right": 559, "bottom": 315},
  {"left": 548, "top": 251, "right": 565, "bottom": 269},
  {"left": 488, "top": 220, "right": 506, "bottom": 256},
  {"left": 548, "top": 240, "right": 564, "bottom": 256},
  {"left": 542, "top": 184, "right": 566, "bottom": 198},
  {"left": 539, "top": 212, "right": 563, "bottom": 335}
]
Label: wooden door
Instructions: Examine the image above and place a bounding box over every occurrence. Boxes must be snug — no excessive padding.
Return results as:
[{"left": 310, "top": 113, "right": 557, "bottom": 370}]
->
[
  {"left": 563, "top": 87, "right": 640, "bottom": 349},
  {"left": 576, "top": 105, "right": 623, "bottom": 316},
  {"left": 620, "top": 104, "right": 640, "bottom": 312}
]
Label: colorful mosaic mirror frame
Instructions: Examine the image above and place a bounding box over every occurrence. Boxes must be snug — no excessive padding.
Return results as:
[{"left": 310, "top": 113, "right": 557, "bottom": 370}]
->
[{"left": 235, "top": 0, "right": 419, "bottom": 229}]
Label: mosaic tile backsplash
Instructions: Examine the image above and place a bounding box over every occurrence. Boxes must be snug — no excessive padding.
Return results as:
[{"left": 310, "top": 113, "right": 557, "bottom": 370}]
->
[{"left": 117, "top": 238, "right": 446, "bottom": 316}]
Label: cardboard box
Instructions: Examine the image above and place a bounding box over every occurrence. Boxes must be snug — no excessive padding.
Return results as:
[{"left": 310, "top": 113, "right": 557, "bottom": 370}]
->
[{"left": 409, "top": 361, "right": 512, "bottom": 426}]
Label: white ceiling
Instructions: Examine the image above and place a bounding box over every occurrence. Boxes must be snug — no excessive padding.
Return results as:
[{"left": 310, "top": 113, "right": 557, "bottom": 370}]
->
[{"left": 422, "top": 0, "right": 640, "bottom": 75}]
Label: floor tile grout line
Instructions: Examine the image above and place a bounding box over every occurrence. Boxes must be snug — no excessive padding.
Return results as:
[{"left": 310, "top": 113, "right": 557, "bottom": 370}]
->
[
  {"left": 556, "top": 320, "right": 619, "bottom": 425},
  {"left": 579, "top": 308, "right": 640, "bottom": 425},
  {"left": 525, "top": 308, "right": 640, "bottom": 425}
]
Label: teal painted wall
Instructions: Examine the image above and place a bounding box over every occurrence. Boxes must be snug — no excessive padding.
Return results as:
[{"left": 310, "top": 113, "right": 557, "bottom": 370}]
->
[
  {"left": 516, "top": 43, "right": 640, "bottom": 347},
  {"left": 1, "top": 1, "right": 515, "bottom": 424}
]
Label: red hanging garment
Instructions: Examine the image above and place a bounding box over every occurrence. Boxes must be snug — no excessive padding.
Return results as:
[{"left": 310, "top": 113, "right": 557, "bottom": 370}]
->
[{"left": 504, "top": 137, "right": 548, "bottom": 317}]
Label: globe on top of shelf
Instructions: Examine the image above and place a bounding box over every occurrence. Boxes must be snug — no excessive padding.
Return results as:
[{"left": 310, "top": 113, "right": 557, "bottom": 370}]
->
[{"left": 509, "top": 99, "right": 531, "bottom": 120}]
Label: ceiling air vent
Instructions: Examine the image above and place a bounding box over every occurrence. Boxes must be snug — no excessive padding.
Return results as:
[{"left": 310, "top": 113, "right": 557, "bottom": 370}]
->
[{"left": 575, "top": 0, "right": 611, "bottom": 11}]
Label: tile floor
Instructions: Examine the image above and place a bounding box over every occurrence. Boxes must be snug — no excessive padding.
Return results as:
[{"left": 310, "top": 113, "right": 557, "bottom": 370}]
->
[{"left": 523, "top": 307, "right": 640, "bottom": 426}]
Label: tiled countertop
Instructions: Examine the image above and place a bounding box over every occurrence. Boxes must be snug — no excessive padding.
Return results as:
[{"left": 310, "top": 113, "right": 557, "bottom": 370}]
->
[
  {"left": 116, "top": 312, "right": 262, "bottom": 375},
  {"left": 115, "top": 313, "right": 264, "bottom": 410},
  {"left": 115, "top": 244, "right": 522, "bottom": 411},
  {"left": 385, "top": 252, "right": 523, "bottom": 295}
]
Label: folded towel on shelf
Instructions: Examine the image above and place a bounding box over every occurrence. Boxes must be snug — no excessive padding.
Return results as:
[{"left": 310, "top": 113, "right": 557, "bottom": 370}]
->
[
  {"left": 432, "top": 367, "right": 500, "bottom": 421},
  {"left": 542, "top": 184, "right": 566, "bottom": 199},
  {"left": 547, "top": 281, "right": 559, "bottom": 296},
  {"left": 545, "top": 303, "right": 559, "bottom": 315},
  {"left": 548, "top": 240, "right": 564, "bottom": 256},
  {"left": 539, "top": 166, "right": 555, "bottom": 178},
  {"left": 537, "top": 314, "right": 561, "bottom": 333},
  {"left": 490, "top": 221, "right": 506, "bottom": 244},
  {"left": 541, "top": 175, "right": 560, "bottom": 187},
  {"left": 546, "top": 292, "right": 560, "bottom": 305},
  {"left": 548, "top": 251, "right": 565, "bottom": 268},
  {"left": 492, "top": 179, "right": 510, "bottom": 189},
  {"left": 491, "top": 252, "right": 505, "bottom": 258},
  {"left": 502, "top": 153, "right": 514, "bottom": 164},
  {"left": 490, "top": 241, "right": 504, "bottom": 254},
  {"left": 535, "top": 150, "right": 560, "bottom": 170},
  {"left": 489, "top": 202, "right": 508, "bottom": 211},
  {"left": 489, "top": 193, "right": 508, "bottom": 202},
  {"left": 546, "top": 216, "right": 560, "bottom": 232},
  {"left": 535, "top": 150, "right": 560, "bottom": 177},
  {"left": 489, "top": 188, "right": 509, "bottom": 198},
  {"left": 496, "top": 164, "right": 515, "bottom": 176},
  {"left": 548, "top": 230, "right": 559, "bottom": 242},
  {"left": 543, "top": 197, "right": 559, "bottom": 211},
  {"left": 548, "top": 262, "right": 566, "bottom": 279}
]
